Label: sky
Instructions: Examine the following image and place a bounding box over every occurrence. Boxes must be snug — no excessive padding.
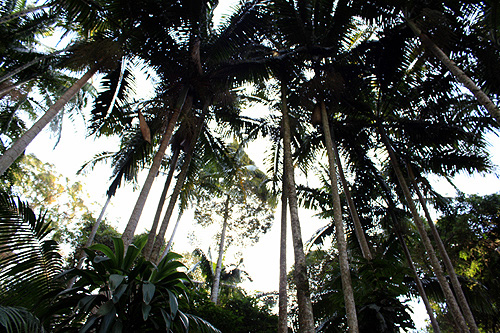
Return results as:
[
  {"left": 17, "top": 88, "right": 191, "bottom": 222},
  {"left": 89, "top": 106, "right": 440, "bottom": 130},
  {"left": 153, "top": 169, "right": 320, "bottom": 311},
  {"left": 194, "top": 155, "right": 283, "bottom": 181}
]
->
[{"left": 18, "top": 0, "right": 500, "bottom": 331}]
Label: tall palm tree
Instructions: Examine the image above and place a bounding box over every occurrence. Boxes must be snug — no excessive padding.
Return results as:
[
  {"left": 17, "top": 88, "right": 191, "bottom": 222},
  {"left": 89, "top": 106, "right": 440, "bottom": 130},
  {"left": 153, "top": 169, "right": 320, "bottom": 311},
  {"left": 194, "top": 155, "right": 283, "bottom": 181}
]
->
[
  {"left": 280, "top": 78, "right": 315, "bottom": 332},
  {"left": 121, "top": 0, "right": 269, "bottom": 248},
  {"left": 278, "top": 157, "right": 288, "bottom": 333},
  {"left": 0, "top": 0, "right": 131, "bottom": 175},
  {"left": 319, "top": 101, "right": 359, "bottom": 332}
]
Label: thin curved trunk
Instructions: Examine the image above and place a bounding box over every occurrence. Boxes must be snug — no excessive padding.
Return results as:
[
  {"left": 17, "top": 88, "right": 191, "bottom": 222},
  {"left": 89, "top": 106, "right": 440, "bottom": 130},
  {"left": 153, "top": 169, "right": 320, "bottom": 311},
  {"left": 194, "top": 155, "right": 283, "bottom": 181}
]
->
[
  {"left": 143, "top": 147, "right": 180, "bottom": 259},
  {"left": 278, "top": 157, "right": 288, "bottom": 333},
  {"left": 406, "top": 163, "right": 478, "bottom": 333},
  {"left": 379, "top": 127, "right": 469, "bottom": 332},
  {"left": 392, "top": 211, "right": 442, "bottom": 333},
  {"left": 331, "top": 129, "right": 372, "bottom": 260},
  {"left": 373, "top": 164, "right": 441, "bottom": 332},
  {"left": 0, "top": 78, "right": 33, "bottom": 98},
  {"left": 161, "top": 211, "right": 183, "bottom": 259},
  {"left": 406, "top": 18, "right": 500, "bottom": 125},
  {"left": 149, "top": 102, "right": 207, "bottom": 263},
  {"left": 281, "top": 81, "right": 315, "bottom": 332},
  {"left": 121, "top": 87, "right": 189, "bottom": 248},
  {"left": 320, "top": 102, "right": 359, "bottom": 332},
  {"left": 0, "top": 65, "right": 99, "bottom": 175},
  {"left": 211, "top": 194, "right": 230, "bottom": 304},
  {"left": 67, "top": 195, "right": 112, "bottom": 288}
]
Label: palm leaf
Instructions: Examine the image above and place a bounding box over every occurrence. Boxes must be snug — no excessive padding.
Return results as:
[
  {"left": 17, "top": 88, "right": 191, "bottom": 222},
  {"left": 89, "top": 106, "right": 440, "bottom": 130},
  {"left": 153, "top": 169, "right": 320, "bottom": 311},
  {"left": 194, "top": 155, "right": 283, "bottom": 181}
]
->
[
  {"left": 0, "top": 190, "right": 63, "bottom": 311},
  {"left": 0, "top": 305, "right": 41, "bottom": 333}
]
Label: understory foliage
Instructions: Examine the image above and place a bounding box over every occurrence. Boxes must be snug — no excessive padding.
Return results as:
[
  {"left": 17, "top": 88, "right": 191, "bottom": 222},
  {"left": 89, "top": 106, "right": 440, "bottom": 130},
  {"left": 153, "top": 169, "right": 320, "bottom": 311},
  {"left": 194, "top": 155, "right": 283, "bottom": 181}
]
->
[
  {"left": 290, "top": 239, "right": 415, "bottom": 333},
  {"left": 430, "top": 193, "right": 500, "bottom": 332},
  {"left": 187, "top": 289, "right": 278, "bottom": 333}
]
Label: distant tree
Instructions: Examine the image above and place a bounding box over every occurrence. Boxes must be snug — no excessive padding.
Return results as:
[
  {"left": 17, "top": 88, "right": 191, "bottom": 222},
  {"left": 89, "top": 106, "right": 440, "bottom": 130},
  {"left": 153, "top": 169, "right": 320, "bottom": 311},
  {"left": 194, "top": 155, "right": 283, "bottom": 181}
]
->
[
  {"left": 432, "top": 193, "right": 500, "bottom": 332},
  {"left": 187, "top": 289, "right": 278, "bottom": 333}
]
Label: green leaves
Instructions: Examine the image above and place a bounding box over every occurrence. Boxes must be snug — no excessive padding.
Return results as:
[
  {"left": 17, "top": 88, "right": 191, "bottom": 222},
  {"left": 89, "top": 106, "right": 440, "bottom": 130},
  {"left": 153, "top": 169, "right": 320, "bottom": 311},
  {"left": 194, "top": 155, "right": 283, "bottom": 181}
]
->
[
  {"left": 0, "top": 190, "right": 63, "bottom": 312},
  {"left": 142, "top": 282, "right": 155, "bottom": 305},
  {"left": 50, "top": 237, "right": 219, "bottom": 332}
]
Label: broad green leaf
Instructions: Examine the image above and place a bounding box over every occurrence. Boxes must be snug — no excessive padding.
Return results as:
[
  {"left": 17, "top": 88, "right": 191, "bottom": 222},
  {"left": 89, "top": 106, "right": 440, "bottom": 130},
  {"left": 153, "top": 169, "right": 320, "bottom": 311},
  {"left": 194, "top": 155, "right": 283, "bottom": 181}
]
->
[
  {"left": 142, "top": 282, "right": 155, "bottom": 305},
  {"left": 123, "top": 243, "right": 140, "bottom": 270},
  {"left": 160, "top": 308, "right": 172, "bottom": 330},
  {"left": 99, "top": 307, "right": 117, "bottom": 333},
  {"left": 89, "top": 244, "right": 116, "bottom": 264},
  {"left": 112, "top": 284, "right": 128, "bottom": 304},
  {"left": 109, "top": 274, "right": 125, "bottom": 291},
  {"left": 142, "top": 303, "right": 152, "bottom": 321},
  {"left": 112, "top": 238, "right": 124, "bottom": 268},
  {"left": 111, "top": 319, "right": 123, "bottom": 333},
  {"left": 96, "top": 300, "right": 114, "bottom": 316},
  {"left": 167, "top": 290, "right": 178, "bottom": 318},
  {"left": 77, "top": 295, "right": 98, "bottom": 313},
  {"left": 80, "top": 315, "right": 97, "bottom": 333},
  {"left": 178, "top": 310, "right": 189, "bottom": 332}
]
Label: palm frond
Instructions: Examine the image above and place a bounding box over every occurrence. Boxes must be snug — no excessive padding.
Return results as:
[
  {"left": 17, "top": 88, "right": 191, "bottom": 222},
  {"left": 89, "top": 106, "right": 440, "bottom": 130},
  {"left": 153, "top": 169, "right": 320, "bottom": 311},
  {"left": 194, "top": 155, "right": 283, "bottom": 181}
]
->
[
  {"left": 0, "top": 190, "right": 63, "bottom": 312},
  {"left": 0, "top": 305, "right": 41, "bottom": 333}
]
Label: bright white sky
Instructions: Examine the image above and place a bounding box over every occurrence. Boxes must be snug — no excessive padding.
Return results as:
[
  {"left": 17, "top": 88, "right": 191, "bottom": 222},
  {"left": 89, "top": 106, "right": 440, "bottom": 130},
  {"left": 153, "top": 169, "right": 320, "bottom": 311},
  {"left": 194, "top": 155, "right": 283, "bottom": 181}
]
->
[{"left": 20, "top": 0, "right": 500, "bottom": 331}]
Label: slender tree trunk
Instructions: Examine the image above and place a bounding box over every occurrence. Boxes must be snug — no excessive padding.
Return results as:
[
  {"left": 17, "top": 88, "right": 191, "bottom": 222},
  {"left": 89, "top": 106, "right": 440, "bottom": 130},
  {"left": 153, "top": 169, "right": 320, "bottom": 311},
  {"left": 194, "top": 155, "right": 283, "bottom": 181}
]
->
[
  {"left": 281, "top": 81, "right": 315, "bottom": 332},
  {"left": 372, "top": 165, "right": 441, "bottom": 332},
  {"left": 392, "top": 211, "right": 442, "bottom": 333},
  {"left": 406, "top": 164, "right": 479, "bottom": 333},
  {"left": 406, "top": 18, "right": 500, "bottom": 124},
  {"left": 379, "top": 127, "right": 469, "bottom": 332},
  {"left": 278, "top": 157, "right": 288, "bottom": 333},
  {"left": 67, "top": 195, "right": 112, "bottom": 288},
  {"left": 121, "top": 87, "right": 189, "bottom": 248},
  {"left": 0, "top": 65, "right": 99, "bottom": 175},
  {"left": 0, "top": 78, "right": 33, "bottom": 98},
  {"left": 211, "top": 194, "right": 231, "bottom": 304},
  {"left": 143, "top": 147, "right": 180, "bottom": 259},
  {"left": 331, "top": 129, "right": 372, "bottom": 260},
  {"left": 162, "top": 212, "right": 183, "bottom": 259},
  {"left": 149, "top": 103, "right": 206, "bottom": 263},
  {"left": 320, "top": 102, "right": 359, "bottom": 332}
]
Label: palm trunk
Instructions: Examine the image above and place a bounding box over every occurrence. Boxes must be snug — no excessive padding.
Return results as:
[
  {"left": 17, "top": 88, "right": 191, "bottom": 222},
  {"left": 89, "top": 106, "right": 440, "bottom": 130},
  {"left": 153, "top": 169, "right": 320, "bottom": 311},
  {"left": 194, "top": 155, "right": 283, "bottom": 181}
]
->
[
  {"left": 379, "top": 127, "right": 469, "bottom": 332},
  {"left": 67, "top": 194, "right": 112, "bottom": 288},
  {"left": 373, "top": 164, "right": 441, "bottom": 332},
  {"left": 211, "top": 194, "right": 231, "bottom": 304},
  {"left": 406, "top": 18, "right": 500, "bottom": 124},
  {"left": 0, "top": 65, "right": 99, "bottom": 175},
  {"left": 320, "top": 102, "right": 359, "bottom": 332},
  {"left": 162, "top": 211, "right": 183, "bottom": 259},
  {"left": 143, "top": 147, "right": 180, "bottom": 259},
  {"left": 278, "top": 156, "right": 288, "bottom": 333},
  {"left": 392, "top": 211, "right": 442, "bottom": 333},
  {"left": 121, "top": 87, "right": 189, "bottom": 248},
  {"left": 406, "top": 163, "right": 478, "bottom": 333},
  {"left": 281, "top": 81, "right": 315, "bottom": 332},
  {"left": 149, "top": 104, "right": 207, "bottom": 263},
  {"left": 0, "top": 78, "right": 34, "bottom": 98},
  {"left": 331, "top": 129, "right": 372, "bottom": 260}
]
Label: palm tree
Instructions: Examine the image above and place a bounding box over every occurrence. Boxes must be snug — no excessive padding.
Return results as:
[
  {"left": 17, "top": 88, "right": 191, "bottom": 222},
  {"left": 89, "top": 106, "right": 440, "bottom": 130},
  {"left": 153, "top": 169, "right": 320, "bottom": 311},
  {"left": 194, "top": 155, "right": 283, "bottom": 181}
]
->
[
  {"left": 0, "top": 0, "right": 133, "bottom": 175},
  {"left": 278, "top": 157, "right": 288, "bottom": 333},
  {"left": 280, "top": 78, "right": 315, "bottom": 332},
  {"left": 319, "top": 101, "right": 359, "bottom": 331},
  {"left": 380, "top": 128, "right": 471, "bottom": 332},
  {"left": 121, "top": 0, "right": 269, "bottom": 248}
]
